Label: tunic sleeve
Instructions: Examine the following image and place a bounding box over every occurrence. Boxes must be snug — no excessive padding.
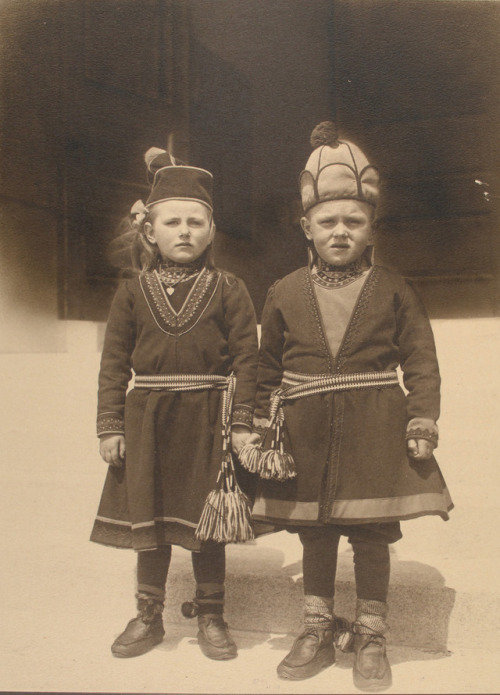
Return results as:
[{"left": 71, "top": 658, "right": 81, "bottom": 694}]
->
[
  {"left": 96, "top": 280, "right": 136, "bottom": 436},
  {"left": 254, "top": 282, "right": 286, "bottom": 420},
  {"left": 222, "top": 274, "right": 259, "bottom": 428},
  {"left": 396, "top": 279, "right": 441, "bottom": 428}
]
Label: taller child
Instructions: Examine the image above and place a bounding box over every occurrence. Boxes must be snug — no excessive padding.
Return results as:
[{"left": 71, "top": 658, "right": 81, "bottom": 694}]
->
[
  {"left": 243, "top": 122, "right": 453, "bottom": 691},
  {"left": 91, "top": 148, "right": 258, "bottom": 661}
]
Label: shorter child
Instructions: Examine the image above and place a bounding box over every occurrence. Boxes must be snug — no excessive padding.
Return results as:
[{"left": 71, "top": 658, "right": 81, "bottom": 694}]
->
[
  {"left": 242, "top": 122, "right": 453, "bottom": 691},
  {"left": 91, "top": 148, "right": 258, "bottom": 661}
]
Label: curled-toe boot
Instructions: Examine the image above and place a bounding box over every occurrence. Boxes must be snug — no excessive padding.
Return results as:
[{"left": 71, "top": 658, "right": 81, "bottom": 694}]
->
[
  {"left": 111, "top": 594, "right": 165, "bottom": 658},
  {"left": 187, "top": 584, "right": 237, "bottom": 660},
  {"left": 197, "top": 614, "right": 237, "bottom": 660},
  {"left": 277, "top": 627, "right": 335, "bottom": 680},
  {"left": 353, "top": 633, "right": 392, "bottom": 692},
  {"left": 352, "top": 599, "right": 392, "bottom": 692}
]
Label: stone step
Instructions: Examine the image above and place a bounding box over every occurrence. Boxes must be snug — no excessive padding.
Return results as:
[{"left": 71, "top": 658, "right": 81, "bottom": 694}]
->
[{"left": 160, "top": 531, "right": 499, "bottom": 654}]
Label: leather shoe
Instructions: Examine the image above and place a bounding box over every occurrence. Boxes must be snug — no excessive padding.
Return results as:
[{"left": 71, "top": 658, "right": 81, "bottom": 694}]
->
[
  {"left": 111, "top": 615, "right": 165, "bottom": 658},
  {"left": 197, "top": 614, "right": 237, "bottom": 660},
  {"left": 353, "top": 633, "right": 392, "bottom": 691},
  {"left": 277, "top": 628, "right": 335, "bottom": 680}
]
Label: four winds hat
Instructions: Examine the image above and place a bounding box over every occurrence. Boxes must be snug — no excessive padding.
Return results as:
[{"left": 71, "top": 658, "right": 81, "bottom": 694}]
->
[
  {"left": 300, "top": 121, "right": 380, "bottom": 213},
  {"left": 145, "top": 147, "right": 213, "bottom": 212}
]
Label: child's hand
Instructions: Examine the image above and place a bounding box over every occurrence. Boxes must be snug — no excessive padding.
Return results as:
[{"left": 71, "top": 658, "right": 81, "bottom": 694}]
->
[
  {"left": 231, "top": 426, "right": 254, "bottom": 456},
  {"left": 99, "top": 434, "right": 126, "bottom": 467},
  {"left": 407, "top": 438, "right": 434, "bottom": 461}
]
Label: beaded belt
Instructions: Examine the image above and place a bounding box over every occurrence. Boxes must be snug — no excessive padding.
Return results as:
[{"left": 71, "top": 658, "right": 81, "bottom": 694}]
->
[
  {"left": 134, "top": 373, "right": 254, "bottom": 544},
  {"left": 240, "top": 370, "right": 399, "bottom": 481}
]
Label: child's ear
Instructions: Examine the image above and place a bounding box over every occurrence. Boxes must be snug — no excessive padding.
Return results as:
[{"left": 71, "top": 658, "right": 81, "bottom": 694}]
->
[
  {"left": 144, "top": 222, "right": 156, "bottom": 245},
  {"left": 301, "top": 216, "right": 312, "bottom": 240},
  {"left": 209, "top": 221, "right": 216, "bottom": 243}
]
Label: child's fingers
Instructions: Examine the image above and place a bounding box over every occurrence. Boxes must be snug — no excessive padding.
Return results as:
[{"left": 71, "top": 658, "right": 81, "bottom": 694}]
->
[
  {"left": 118, "top": 438, "right": 126, "bottom": 459},
  {"left": 407, "top": 438, "right": 418, "bottom": 457},
  {"left": 407, "top": 438, "right": 434, "bottom": 460}
]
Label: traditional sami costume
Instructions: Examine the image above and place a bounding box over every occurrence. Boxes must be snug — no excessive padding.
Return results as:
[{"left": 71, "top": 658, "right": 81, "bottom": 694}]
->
[
  {"left": 251, "top": 259, "right": 453, "bottom": 528},
  {"left": 240, "top": 121, "right": 453, "bottom": 689},
  {"left": 90, "top": 262, "right": 258, "bottom": 552},
  {"left": 90, "top": 147, "right": 258, "bottom": 662}
]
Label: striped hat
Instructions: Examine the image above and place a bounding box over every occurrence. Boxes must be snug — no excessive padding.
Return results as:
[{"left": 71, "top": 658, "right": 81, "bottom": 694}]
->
[{"left": 300, "top": 122, "right": 379, "bottom": 213}]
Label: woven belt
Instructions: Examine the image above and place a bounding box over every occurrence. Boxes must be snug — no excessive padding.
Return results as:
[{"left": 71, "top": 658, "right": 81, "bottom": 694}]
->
[
  {"left": 239, "top": 369, "right": 399, "bottom": 483},
  {"left": 134, "top": 373, "right": 233, "bottom": 392},
  {"left": 268, "top": 369, "right": 399, "bottom": 440},
  {"left": 134, "top": 372, "right": 235, "bottom": 453},
  {"left": 134, "top": 372, "right": 254, "bottom": 544},
  {"left": 277, "top": 369, "right": 399, "bottom": 404}
]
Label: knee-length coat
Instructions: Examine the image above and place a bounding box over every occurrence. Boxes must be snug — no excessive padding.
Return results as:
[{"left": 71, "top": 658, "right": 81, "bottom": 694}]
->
[
  {"left": 252, "top": 264, "right": 453, "bottom": 528},
  {"left": 90, "top": 267, "right": 258, "bottom": 552}
]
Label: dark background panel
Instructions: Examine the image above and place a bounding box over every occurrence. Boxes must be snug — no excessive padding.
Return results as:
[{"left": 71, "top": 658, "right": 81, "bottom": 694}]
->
[{"left": 0, "top": 0, "right": 499, "bottom": 323}]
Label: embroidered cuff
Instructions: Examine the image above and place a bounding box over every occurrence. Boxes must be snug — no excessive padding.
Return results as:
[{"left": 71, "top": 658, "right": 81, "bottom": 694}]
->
[
  {"left": 231, "top": 404, "right": 253, "bottom": 429},
  {"left": 97, "top": 413, "right": 125, "bottom": 437},
  {"left": 405, "top": 417, "right": 439, "bottom": 448}
]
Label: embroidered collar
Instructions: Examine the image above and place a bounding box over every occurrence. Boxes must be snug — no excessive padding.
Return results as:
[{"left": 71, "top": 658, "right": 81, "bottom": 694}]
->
[
  {"left": 140, "top": 267, "right": 220, "bottom": 336},
  {"left": 157, "top": 258, "right": 203, "bottom": 290},
  {"left": 311, "top": 258, "right": 367, "bottom": 289}
]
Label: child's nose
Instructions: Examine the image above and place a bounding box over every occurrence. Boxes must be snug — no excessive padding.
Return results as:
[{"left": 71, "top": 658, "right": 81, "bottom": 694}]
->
[
  {"left": 333, "top": 225, "right": 348, "bottom": 238},
  {"left": 178, "top": 223, "right": 191, "bottom": 237}
]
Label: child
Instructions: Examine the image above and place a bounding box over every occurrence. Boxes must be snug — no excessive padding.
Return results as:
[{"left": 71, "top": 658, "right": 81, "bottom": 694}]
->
[
  {"left": 241, "top": 122, "right": 453, "bottom": 691},
  {"left": 90, "top": 147, "right": 258, "bottom": 661}
]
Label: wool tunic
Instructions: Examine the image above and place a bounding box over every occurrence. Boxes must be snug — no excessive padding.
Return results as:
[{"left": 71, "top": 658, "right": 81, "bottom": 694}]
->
[
  {"left": 252, "top": 264, "right": 453, "bottom": 528},
  {"left": 90, "top": 266, "right": 258, "bottom": 552}
]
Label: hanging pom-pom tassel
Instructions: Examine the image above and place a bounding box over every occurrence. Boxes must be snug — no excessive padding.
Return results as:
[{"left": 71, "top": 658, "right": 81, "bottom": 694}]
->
[
  {"left": 333, "top": 616, "right": 354, "bottom": 653},
  {"left": 238, "top": 408, "right": 297, "bottom": 481},
  {"left": 195, "top": 456, "right": 254, "bottom": 544},
  {"left": 259, "top": 449, "right": 296, "bottom": 481},
  {"left": 181, "top": 599, "right": 199, "bottom": 618},
  {"left": 238, "top": 441, "right": 264, "bottom": 474}
]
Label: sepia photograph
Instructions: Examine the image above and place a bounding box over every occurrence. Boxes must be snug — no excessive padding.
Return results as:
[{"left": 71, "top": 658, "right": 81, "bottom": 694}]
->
[{"left": 1, "top": 0, "right": 499, "bottom": 693}]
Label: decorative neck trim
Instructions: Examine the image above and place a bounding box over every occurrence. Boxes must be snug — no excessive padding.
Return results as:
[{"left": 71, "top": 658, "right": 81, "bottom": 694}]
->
[
  {"left": 140, "top": 267, "right": 220, "bottom": 336},
  {"left": 311, "top": 258, "right": 367, "bottom": 289},
  {"left": 157, "top": 258, "right": 203, "bottom": 289}
]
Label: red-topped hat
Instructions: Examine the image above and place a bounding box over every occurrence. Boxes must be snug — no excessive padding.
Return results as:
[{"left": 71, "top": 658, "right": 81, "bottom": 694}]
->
[
  {"left": 144, "top": 147, "right": 213, "bottom": 212},
  {"left": 300, "top": 122, "right": 380, "bottom": 213}
]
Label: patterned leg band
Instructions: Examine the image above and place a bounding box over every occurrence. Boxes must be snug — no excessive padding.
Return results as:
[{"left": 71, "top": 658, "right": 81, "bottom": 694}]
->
[
  {"left": 304, "top": 594, "right": 334, "bottom": 629},
  {"left": 354, "top": 598, "right": 388, "bottom": 635}
]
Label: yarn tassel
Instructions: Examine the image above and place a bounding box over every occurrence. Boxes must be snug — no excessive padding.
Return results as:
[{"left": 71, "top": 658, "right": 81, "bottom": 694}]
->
[
  {"left": 333, "top": 616, "right": 354, "bottom": 653},
  {"left": 195, "top": 455, "right": 254, "bottom": 544},
  {"left": 238, "top": 442, "right": 264, "bottom": 474},
  {"left": 238, "top": 407, "right": 296, "bottom": 481}
]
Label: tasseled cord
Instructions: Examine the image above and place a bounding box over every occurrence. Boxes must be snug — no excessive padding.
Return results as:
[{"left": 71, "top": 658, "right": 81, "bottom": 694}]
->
[
  {"left": 195, "top": 376, "right": 254, "bottom": 543},
  {"left": 239, "top": 391, "right": 297, "bottom": 482}
]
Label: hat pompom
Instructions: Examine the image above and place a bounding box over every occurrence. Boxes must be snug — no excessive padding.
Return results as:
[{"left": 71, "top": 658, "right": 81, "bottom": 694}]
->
[{"left": 310, "top": 121, "right": 339, "bottom": 149}]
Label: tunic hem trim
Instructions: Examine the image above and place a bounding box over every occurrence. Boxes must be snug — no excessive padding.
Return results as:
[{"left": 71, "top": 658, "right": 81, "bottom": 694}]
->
[{"left": 252, "top": 489, "right": 453, "bottom": 523}]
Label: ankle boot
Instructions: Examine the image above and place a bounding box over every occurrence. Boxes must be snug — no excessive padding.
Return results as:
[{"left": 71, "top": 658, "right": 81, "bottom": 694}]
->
[
  {"left": 111, "top": 593, "right": 165, "bottom": 658},
  {"left": 277, "top": 595, "right": 335, "bottom": 680},
  {"left": 277, "top": 626, "right": 335, "bottom": 680},
  {"left": 197, "top": 613, "right": 237, "bottom": 660},
  {"left": 187, "top": 583, "right": 237, "bottom": 660},
  {"left": 352, "top": 599, "right": 392, "bottom": 692}
]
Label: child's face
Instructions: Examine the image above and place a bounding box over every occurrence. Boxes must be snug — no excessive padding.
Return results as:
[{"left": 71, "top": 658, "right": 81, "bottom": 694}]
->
[
  {"left": 144, "top": 199, "right": 214, "bottom": 264},
  {"left": 301, "top": 199, "right": 374, "bottom": 267}
]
